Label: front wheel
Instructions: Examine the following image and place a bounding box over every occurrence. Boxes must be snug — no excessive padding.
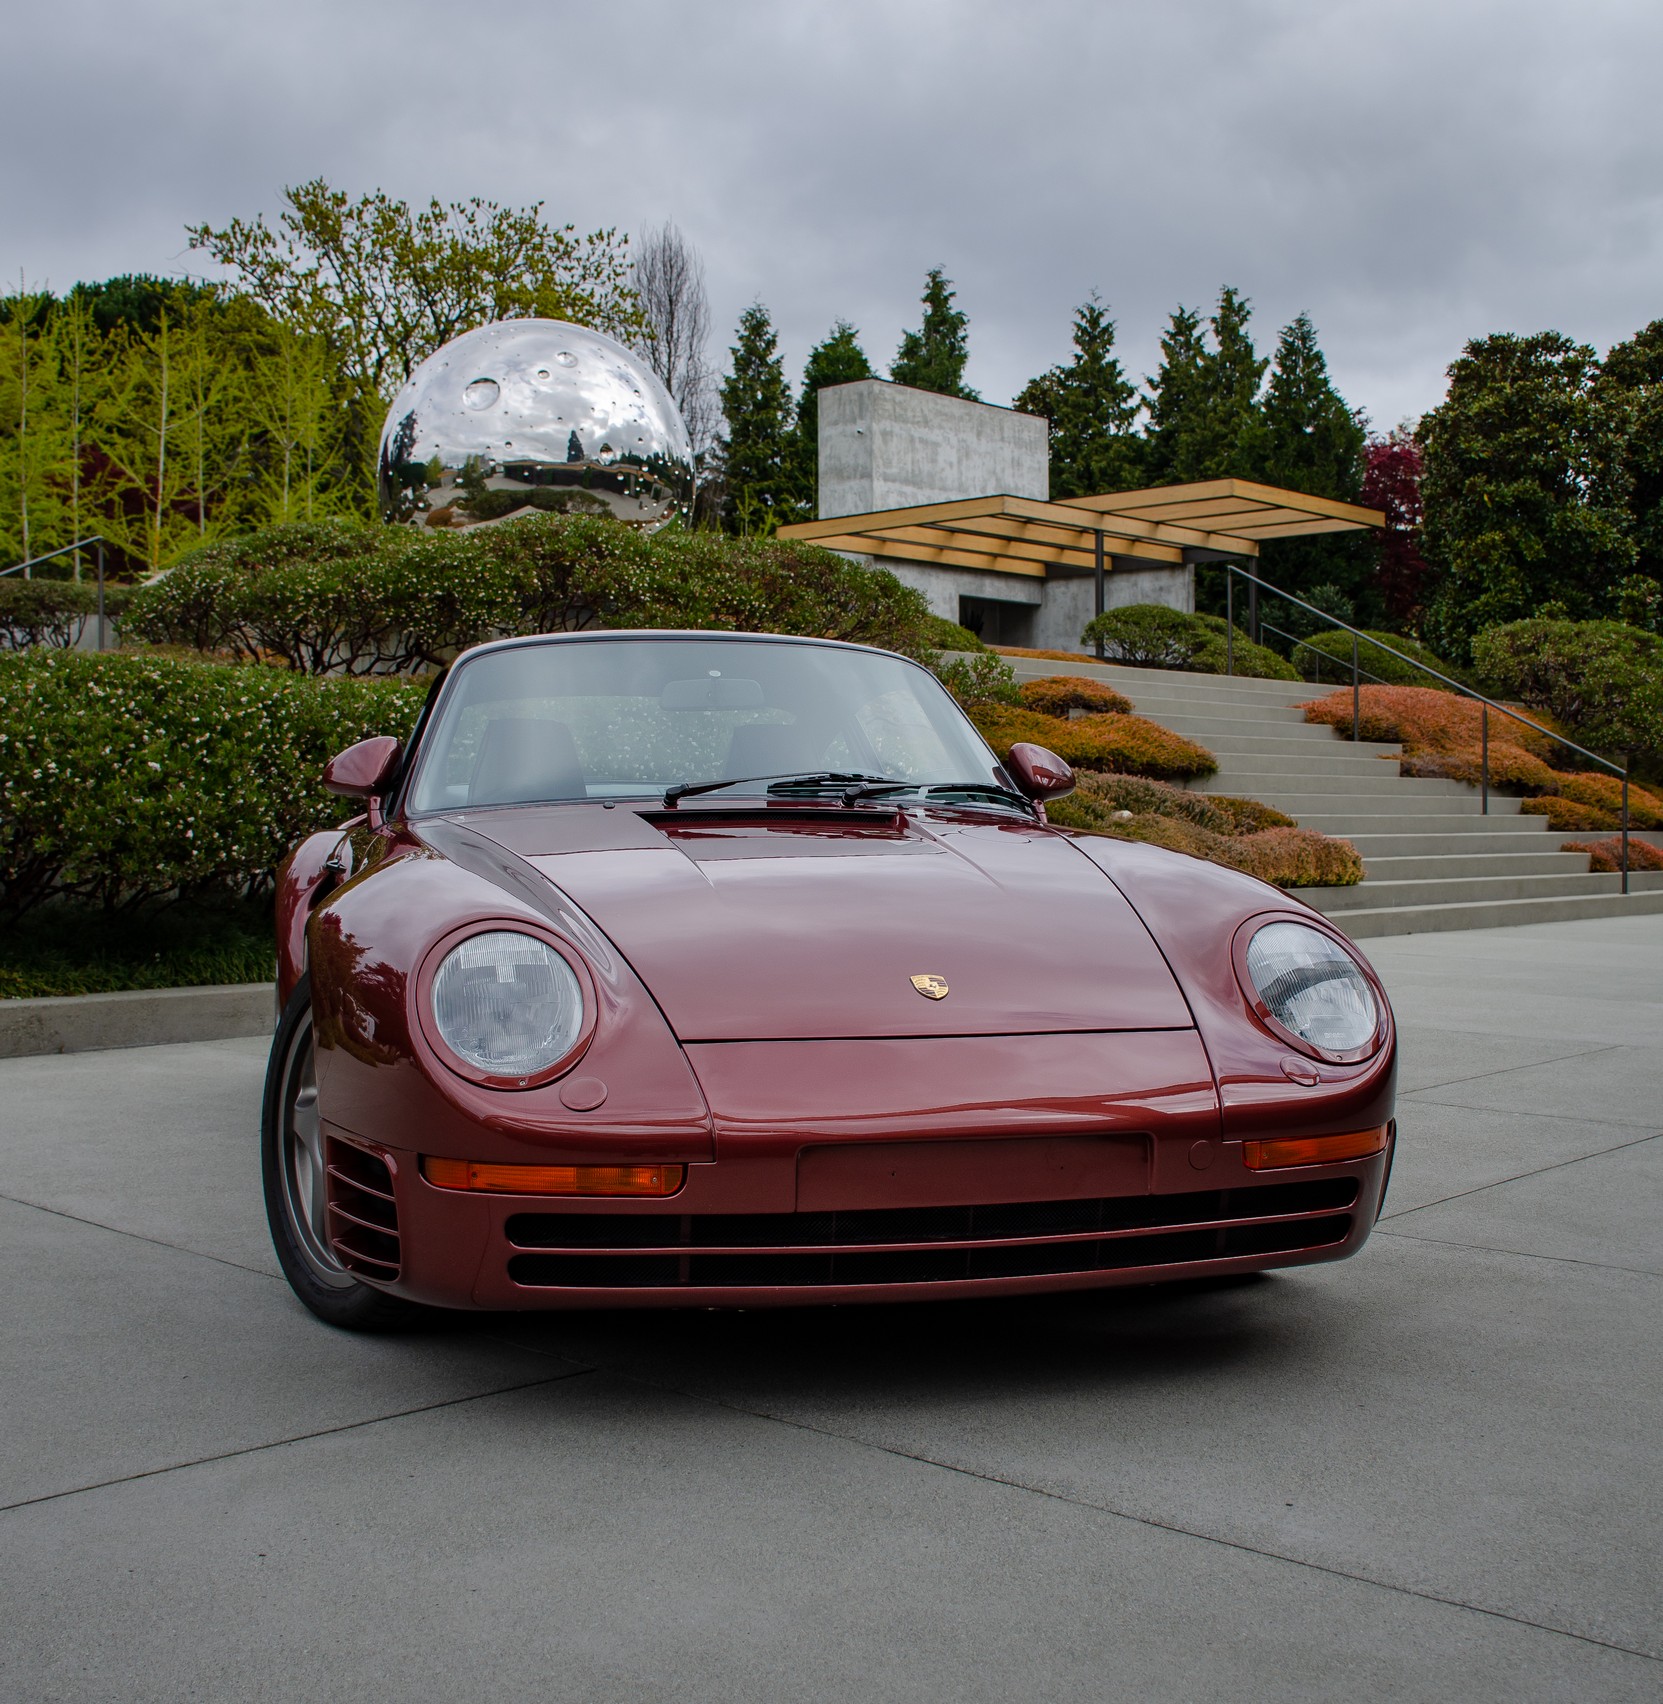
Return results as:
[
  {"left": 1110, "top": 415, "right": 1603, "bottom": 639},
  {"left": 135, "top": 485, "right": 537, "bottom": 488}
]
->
[{"left": 261, "top": 974, "right": 420, "bottom": 1331}]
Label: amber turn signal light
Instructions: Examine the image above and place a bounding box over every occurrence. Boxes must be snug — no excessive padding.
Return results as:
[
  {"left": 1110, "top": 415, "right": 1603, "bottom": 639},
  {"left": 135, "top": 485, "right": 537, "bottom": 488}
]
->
[
  {"left": 1243, "top": 1128, "right": 1388, "bottom": 1170},
  {"left": 422, "top": 1157, "right": 685, "bottom": 1196}
]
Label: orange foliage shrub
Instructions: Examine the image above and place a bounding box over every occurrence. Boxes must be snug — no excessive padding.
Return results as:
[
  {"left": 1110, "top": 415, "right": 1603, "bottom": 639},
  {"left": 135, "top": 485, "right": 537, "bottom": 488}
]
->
[
  {"left": 1563, "top": 836, "right": 1663, "bottom": 872},
  {"left": 1047, "top": 773, "right": 1361, "bottom": 887},
  {"left": 1016, "top": 675, "right": 1133, "bottom": 717},
  {"left": 1300, "top": 684, "right": 1663, "bottom": 829},
  {"left": 969, "top": 704, "right": 1216, "bottom": 780},
  {"left": 993, "top": 646, "right": 1099, "bottom": 663}
]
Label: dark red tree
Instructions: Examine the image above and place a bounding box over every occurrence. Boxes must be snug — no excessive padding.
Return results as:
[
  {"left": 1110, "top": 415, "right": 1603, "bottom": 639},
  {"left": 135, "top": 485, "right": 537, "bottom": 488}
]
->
[{"left": 1362, "top": 431, "right": 1429, "bottom": 626}]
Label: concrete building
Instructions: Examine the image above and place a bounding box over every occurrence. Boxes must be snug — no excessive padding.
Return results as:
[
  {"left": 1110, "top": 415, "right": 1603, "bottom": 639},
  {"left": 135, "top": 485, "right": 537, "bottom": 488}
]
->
[{"left": 781, "top": 379, "right": 1379, "bottom": 653}]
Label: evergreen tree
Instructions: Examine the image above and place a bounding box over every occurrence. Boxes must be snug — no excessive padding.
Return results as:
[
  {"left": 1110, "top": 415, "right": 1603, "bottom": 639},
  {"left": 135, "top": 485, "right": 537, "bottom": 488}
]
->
[
  {"left": 1141, "top": 305, "right": 1206, "bottom": 484},
  {"left": 1013, "top": 293, "right": 1142, "bottom": 498},
  {"left": 891, "top": 268, "right": 978, "bottom": 400},
  {"left": 787, "top": 320, "right": 874, "bottom": 514},
  {"left": 1143, "top": 287, "right": 1266, "bottom": 484},
  {"left": 719, "top": 302, "right": 798, "bottom": 536},
  {"left": 1247, "top": 311, "right": 1368, "bottom": 608},
  {"left": 1600, "top": 318, "right": 1663, "bottom": 584},
  {"left": 1418, "top": 330, "right": 1635, "bottom": 656}
]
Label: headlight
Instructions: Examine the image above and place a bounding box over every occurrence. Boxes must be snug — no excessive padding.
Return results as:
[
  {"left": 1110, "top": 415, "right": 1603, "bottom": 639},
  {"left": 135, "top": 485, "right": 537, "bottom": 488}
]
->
[
  {"left": 430, "top": 930, "right": 586, "bottom": 1078},
  {"left": 1244, "top": 921, "right": 1379, "bottom": 1057}
]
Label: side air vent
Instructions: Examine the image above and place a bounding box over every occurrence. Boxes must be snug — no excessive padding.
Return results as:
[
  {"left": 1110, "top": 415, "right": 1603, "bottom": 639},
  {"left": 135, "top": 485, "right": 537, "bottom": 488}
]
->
[{"left": 326, "top": 1138, "right": 402, "bottom": 1280}]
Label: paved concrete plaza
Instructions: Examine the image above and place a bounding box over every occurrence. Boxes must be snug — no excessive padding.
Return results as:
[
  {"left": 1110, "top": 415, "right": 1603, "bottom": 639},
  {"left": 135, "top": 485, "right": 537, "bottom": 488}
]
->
[{"left": 2, "top": 916, "right": 1659, "bottom": 1701}]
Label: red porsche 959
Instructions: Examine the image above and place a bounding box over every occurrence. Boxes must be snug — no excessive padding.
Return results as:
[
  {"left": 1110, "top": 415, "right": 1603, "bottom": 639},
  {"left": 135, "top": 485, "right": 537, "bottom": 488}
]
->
[{"left": 263, "top": 630, "right": 1396, "bottom": 1329}]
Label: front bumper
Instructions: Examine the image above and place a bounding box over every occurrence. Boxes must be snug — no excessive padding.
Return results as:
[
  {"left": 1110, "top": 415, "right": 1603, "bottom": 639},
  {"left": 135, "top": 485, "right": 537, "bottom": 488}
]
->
[{"left": 323, "top": 1122, "right": 1394, "bottom": 1311}]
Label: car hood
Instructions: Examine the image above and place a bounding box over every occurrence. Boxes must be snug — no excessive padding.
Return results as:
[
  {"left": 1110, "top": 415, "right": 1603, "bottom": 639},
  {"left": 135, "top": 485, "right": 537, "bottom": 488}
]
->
[{"left": 444, "top": 803, "right": 1193, "bottom": 1043}]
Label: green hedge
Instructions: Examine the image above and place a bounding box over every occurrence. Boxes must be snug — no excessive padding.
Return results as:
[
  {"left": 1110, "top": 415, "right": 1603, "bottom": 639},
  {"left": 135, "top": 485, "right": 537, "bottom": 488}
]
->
[
  {"left": 1293, "top": 627, "right": 1464, "bottom": 688},
  {"left": 0, "top": 649, "right": 424, "bottom": 920},
  {"left": 123, "top": 515, "right": 934, "bottom": 673},
  {"left": 1079, "top": 603, "right": 1299, "bottom": 681}
]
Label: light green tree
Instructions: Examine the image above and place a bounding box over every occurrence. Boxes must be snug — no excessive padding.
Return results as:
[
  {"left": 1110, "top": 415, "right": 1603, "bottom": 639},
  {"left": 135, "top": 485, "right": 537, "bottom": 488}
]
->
[
  {"left": 188, "top": 180, "right": 643, "bottom": 410},
  {"left": 0, "top": 290, "right": 74, "bottom": 567}
]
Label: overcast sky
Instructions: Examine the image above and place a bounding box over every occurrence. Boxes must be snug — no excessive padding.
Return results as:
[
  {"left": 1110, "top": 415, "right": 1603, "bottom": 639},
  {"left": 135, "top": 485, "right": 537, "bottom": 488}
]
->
[{"left": 5, "top": 0, "right": 1659, "bottom": 431}]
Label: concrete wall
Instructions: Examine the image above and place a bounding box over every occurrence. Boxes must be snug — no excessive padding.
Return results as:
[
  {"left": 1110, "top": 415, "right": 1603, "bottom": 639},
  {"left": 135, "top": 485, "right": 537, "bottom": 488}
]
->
[
  {"left": 819, "top": 381, "right": 1048, "bottom": 518},
  {"left": 817, "top": 376, "right": 1192, "bottom": 651}
]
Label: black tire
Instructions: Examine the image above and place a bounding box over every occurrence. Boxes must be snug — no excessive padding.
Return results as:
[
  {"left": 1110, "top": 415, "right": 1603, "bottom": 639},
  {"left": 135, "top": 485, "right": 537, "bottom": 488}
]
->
[{"left": 261, "top": 973, "right": 421, "bottom": 1332}]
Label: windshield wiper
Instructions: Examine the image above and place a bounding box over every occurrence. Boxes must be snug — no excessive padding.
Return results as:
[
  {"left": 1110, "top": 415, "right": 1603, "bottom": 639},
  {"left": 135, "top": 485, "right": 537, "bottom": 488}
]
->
[
  {"left": 839, "top": 779, "right": 1035, "bottom": 811},
  {"left": 662, "top": 771, "right": 886, "bottom": 808}
]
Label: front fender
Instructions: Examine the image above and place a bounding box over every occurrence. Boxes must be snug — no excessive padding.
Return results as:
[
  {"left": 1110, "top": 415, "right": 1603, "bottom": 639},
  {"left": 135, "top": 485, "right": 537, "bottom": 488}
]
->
[
  {"left": 1066, "top": 834, "right": 1397, "bottom": 1140},
  {"left": 273, "top": 821, "right": 361, "bottom": 1007}
]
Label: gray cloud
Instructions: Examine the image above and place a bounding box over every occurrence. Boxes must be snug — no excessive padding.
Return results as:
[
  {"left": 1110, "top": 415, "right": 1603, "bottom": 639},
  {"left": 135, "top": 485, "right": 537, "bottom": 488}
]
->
[{"left": 4, "top": 0, "right": 1659, "bottom": 431}]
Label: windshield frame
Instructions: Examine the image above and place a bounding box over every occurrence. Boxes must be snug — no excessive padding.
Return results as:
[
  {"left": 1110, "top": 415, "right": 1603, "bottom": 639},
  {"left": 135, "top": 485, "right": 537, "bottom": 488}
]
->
[{"left": 397, "top": 630, "right": 1015, "bottom": 818}]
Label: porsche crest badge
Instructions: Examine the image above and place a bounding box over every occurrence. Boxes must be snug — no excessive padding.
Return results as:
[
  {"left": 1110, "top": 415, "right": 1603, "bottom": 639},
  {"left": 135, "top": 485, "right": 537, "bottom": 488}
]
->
[{"left": 910, "top": 973, "right": 950, "bottom": 1000}]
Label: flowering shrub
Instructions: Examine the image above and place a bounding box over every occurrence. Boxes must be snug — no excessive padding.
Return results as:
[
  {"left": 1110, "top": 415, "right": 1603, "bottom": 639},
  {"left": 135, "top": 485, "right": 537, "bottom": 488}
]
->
[
  {"left": 1299, "top": 683, "right": 1663, "bottom": 829},
  {"left": 0, "top": 581, "right": 129, "bottom": 650},
  {"left": 1015, "top": 675, "right": 1133, "bottom": 717},
  {"left": 1048, "top": 773, "right": 1362, "bottom": 887},
  {"left": 969, "top": 704, "right": 1217, "bottom": 781},
  {"left": 0, "top": 649, "right": 424, "bottom": 919},
  {"left": 123, "top": 515, "right": 936, "bottom": 673},
  {"left": 1563, "top": 836, "right": 1663, "bottom": 873}
]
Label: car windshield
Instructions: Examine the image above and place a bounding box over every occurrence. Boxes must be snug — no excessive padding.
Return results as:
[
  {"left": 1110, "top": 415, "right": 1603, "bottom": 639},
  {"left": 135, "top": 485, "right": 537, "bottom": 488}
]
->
[{"left": 405, "top": 635, "right": 1006, "bottom": 812}]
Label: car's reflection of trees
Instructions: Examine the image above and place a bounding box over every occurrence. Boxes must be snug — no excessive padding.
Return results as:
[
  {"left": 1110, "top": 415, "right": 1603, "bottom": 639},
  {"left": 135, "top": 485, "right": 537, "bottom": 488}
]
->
[{"left": 309, "top": 919, "right": 405, "bottom": 1068}]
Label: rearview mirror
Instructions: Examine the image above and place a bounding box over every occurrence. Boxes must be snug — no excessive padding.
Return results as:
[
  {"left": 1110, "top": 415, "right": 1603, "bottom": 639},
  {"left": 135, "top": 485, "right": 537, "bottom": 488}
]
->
[
  {"left": 1005, "top": 742, "right": 1075, "bottom": 801},
  {"left": 323, "top": 735, "right": 403, "bottom": 800},
  {"left": 660, "top": 676, "right": 765, "bottom": 711}
]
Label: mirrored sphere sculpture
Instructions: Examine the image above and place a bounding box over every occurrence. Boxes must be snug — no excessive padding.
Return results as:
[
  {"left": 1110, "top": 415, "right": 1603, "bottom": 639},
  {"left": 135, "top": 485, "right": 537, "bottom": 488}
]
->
[{"left": 379, "top": 320, "right": 692, "bottom": 531}]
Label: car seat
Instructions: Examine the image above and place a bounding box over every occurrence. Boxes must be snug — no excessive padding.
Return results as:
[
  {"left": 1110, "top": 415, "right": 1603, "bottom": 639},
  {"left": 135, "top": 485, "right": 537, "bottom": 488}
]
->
[{"left": 468, "top": 717, "right": 587, "bottom": 806}]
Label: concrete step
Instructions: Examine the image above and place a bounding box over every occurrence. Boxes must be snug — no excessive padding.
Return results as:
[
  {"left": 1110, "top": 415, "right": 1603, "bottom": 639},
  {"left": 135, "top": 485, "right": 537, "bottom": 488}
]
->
[
  {"left": 1310, "top": 870, "right": 1656, "bottom": 911},
  {"left": 1305, "top": 816, "right": 1549, "bottom": 841},
  {"left": 1338, "top": 826, "right": 1556, "bottom": 856},
  {"left": 1359, "top": 851, "right": 1592, "bottom": 880},
  {"left": 1002, "top": 657, "right": 1316, "bottom": 704},
  {"left": 1113, "top": 697, "right": 1319, "bottom": 727},
  {"left": 1230, "top": 790, "right": 1515, "bottom": 818},
  {"left": 1312, "top": 886, "right": 1663, "bottom": 939},
  {"left": 1196, "top": 764, "right": 1466, "bottom": 793},
  {"left": 1007, "top": 651, "right": 1645, "bottom": 934},
  {"left": 1188, "top": 732, "right": 1403, "bottom": 760}
]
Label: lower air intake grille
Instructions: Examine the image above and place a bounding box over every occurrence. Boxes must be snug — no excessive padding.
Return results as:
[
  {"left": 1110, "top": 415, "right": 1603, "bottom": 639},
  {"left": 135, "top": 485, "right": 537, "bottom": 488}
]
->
[
  {"left": 505, "top": 1178, "right": 1357, "bottom": 1290},
  {"left": 326, "top": 1138, "right": 401, "bottom": 1280}
]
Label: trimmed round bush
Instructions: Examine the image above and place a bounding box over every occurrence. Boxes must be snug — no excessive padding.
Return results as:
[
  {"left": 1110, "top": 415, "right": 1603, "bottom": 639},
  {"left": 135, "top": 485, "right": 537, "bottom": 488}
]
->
[
  {"left": 919, "top": 614, "right": 988, "bottom": 652},
  {"left": 0, "top": 581, "right": 129, "bottom": 650},
  {"left": 1292, "top": 628, "right": 1464, "bottom": 689},
  {"left": 1079, "top": 603, "right": 1298, "bottom": 681},
  {"left": 1472, "top": 617, "right": 1663, "bottom": 765}
]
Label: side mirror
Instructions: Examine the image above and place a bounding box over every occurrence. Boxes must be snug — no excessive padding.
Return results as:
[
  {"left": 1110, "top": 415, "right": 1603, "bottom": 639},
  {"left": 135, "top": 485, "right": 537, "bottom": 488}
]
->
[
  {"left": 1006, "top": 742, "right": 1075, "bottom": 801},
  {"left": 323, "top": 735, "right": 403, "bottom": 801}
]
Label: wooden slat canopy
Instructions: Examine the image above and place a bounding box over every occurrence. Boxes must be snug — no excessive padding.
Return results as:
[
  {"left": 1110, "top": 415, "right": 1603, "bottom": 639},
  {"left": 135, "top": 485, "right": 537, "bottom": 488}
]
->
[{"left": 778, "top": 479, "right": 1383, "bottom": 579}]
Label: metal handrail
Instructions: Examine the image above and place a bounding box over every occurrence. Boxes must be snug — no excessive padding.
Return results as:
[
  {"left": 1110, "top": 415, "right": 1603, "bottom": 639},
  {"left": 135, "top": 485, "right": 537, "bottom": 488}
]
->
[
  {"left": 0, "top": 537, "right": 109, "bottom": 651},
  {"left": 1223, "top": 561, "right": 1631, "bottom": 892}
]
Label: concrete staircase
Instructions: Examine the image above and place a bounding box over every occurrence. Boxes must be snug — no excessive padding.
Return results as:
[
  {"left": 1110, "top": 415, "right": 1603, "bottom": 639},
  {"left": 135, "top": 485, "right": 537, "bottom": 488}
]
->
[{"left": 1000, "top": 654, "right": 1663, "bottom": 938}]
